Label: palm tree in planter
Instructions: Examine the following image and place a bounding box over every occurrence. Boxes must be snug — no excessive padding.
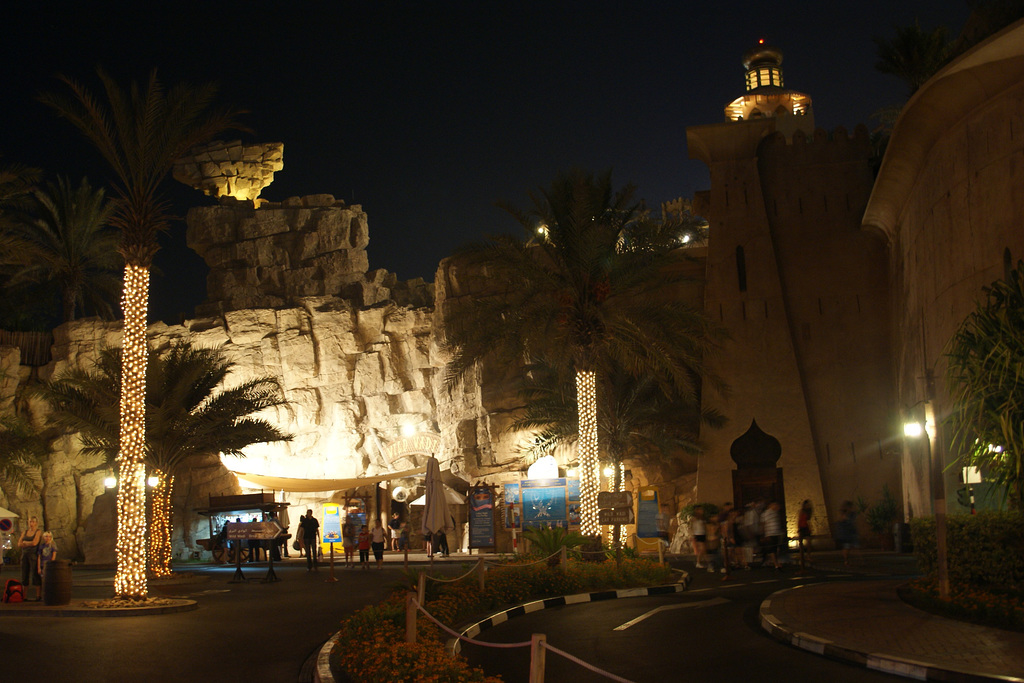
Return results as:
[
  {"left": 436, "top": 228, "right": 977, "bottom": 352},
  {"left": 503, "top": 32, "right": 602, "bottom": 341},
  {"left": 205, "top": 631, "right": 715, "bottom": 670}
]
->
[
  {"left": 39, "top": 342, "right": 291, "bottom": 576},
  {"left": 40, "top": 70, "right": 245, "bottom": 597},
  {"left": 443, "top": 168, "right": 723, "bottom": 535},
  {"left": 512, "top": 358, "right": 725, "bottom": 547}
]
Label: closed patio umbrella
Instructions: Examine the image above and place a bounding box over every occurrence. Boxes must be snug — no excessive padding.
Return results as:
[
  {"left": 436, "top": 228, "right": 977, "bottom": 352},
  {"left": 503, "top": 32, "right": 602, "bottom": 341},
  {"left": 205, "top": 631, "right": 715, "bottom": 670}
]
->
[{"left": 420, "top": 456, "right": 455, "bottom": 539}]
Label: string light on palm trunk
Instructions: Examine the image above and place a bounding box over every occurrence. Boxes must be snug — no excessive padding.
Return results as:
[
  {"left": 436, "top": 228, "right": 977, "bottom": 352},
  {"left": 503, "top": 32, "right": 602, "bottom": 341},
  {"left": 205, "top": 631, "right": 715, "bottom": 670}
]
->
[
  {"left": 576, "top": 370, "right": 599, "bottom": 536},
  {"left": 114, "top": 263, "right": 149, "bottom": 599}
]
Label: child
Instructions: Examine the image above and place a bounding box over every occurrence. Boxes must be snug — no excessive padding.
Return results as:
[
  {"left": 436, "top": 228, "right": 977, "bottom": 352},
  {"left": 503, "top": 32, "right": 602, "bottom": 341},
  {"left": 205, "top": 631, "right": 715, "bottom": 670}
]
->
[
  {"left": 36, "top": 531, "right": 57, "bottom": 601},
  {"left": 357, "top": 525, "right": 371, "bottom": 570}
]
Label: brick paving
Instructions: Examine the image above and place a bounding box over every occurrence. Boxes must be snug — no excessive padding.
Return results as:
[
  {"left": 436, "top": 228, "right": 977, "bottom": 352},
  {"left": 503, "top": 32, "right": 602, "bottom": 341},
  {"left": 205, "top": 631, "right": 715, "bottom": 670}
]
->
[{"left": 761, "top": 580, "right": 1024, "bottom": 681}]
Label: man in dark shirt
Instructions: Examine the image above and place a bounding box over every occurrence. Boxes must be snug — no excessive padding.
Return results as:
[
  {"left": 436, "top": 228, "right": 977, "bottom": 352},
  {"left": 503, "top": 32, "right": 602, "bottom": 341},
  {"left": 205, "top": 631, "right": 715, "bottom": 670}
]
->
[{"left": 301, "top": 509, "right": 320, "bottom": 571}]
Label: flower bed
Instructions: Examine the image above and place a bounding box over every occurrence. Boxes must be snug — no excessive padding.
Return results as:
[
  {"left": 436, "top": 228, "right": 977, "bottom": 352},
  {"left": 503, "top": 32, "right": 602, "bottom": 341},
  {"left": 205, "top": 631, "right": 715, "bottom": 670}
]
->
[
  {"left": 900, "top": 576, "right": 1024, "bottom": 632},
  {"left": 330, "top": 557, "right": 674, "bottom": 682}
]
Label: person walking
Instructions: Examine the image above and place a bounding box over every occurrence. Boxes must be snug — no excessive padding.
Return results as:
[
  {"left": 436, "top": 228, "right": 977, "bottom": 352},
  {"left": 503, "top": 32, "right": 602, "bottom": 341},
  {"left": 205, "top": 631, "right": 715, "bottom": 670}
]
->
[
  {"left": 300, "top": 509, "right": 320, "bottom": 571},
  {"left": 18, "top": 516, "right": 42, "bottom": 601},
  {"left": 357, "top": 525, "right": 371, "bottom": 569},
  {"left": 690, "top": 506, "right": 708, "bottom": 569},
  {"left": 760, "top": 501, "right": 783, "bottom": 569},
  {"left": 836, "top": 501, "right": 860, "bottom": 566},
  {"left": 371, "top": 519, "right": 387, "bottom": 569},
  {"left": 342, "top": 520, "right": 356, "bottom": 568},
  {"left": 797, "top": 499, "right": 813, "bottom": 568},
  {"left": 388, "top": 512, "right": 402, "bottom": 551}
]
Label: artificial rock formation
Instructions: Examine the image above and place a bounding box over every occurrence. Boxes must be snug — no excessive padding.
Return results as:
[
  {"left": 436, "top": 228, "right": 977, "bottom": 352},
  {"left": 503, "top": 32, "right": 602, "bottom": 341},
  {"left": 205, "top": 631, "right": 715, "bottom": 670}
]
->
[{"left": 173, "top": 140, "right": 284, "bottom": 202}]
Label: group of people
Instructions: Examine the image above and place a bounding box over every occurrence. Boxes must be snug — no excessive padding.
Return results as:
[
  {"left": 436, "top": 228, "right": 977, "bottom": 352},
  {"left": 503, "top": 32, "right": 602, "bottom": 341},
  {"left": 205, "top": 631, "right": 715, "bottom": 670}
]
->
[
  {"left": 685, "top": 498, "right": 861, "bottom": 573},
  {"left": 687, "top": 500, "right": 788, "bottom": 574},
  {"left": 14, "top": 516, "right": 57, "bottom": 601}
]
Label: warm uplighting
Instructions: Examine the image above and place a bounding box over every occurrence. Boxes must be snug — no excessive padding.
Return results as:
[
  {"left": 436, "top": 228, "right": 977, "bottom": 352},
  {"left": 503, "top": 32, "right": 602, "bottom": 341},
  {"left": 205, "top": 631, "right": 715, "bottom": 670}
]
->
[
  {"left": 602, "top": 466, "right": 614, "bottom": 477},
  {"left": 576, "top": 370, "right": 599, "bottom": 535},
  {"left": 400, "top": 422, "right": 417, "bottom": 438},
  {"left": 104, "top": 476, "right": 117, "bottom": 489},
  {"left": 147, "top": 475, "right": 159, "bottom": 487}
]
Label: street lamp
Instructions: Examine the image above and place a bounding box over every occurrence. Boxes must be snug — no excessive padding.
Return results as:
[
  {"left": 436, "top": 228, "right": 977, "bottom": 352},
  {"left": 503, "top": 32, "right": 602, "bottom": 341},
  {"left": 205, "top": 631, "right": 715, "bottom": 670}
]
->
[{"left": 903, "top": 405, "right": 949, "bottom": 600}]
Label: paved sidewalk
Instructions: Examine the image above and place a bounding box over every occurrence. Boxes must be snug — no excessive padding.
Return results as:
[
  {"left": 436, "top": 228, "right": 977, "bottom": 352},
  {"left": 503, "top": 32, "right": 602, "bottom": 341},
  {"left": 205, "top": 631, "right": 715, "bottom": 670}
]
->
[{"left": 761, "top": 580, "right": 1024, "bottom": 682}]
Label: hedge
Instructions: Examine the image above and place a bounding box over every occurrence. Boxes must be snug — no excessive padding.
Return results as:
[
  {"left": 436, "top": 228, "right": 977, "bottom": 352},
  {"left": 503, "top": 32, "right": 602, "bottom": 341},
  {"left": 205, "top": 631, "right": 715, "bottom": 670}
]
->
[{"left": 910, "top": 511, "right": 1024, "bottom": 589}]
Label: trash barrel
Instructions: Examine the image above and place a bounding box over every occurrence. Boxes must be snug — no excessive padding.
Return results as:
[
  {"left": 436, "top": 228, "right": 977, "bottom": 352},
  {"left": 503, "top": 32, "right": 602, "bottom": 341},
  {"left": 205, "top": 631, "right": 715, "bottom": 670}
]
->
[{"left": 43, "top": 560, "right": 72, "bottom": 605}]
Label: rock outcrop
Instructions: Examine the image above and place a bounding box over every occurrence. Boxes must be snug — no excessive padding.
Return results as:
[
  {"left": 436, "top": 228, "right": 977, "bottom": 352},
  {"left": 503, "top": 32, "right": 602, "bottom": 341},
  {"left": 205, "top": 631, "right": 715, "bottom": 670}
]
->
[{"left": 173, "top": 140, "right": 284, "bottom": 202}]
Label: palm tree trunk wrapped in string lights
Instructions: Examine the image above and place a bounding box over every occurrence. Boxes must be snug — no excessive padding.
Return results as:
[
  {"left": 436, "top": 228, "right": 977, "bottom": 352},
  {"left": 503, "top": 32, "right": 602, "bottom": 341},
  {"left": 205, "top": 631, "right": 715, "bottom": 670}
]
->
[
  {"left": 443, "top": 169, "right": 722, "bottom": 536},
  {"left": 41, "top": 71, "right": 244, "bottom": 599}
]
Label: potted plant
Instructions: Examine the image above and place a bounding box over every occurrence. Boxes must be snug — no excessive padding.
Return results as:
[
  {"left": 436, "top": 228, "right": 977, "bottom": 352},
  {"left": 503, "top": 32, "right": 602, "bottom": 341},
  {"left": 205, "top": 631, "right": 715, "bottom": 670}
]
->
[{"left": 866, "top": 485, "right": 900, "bottom": 549}]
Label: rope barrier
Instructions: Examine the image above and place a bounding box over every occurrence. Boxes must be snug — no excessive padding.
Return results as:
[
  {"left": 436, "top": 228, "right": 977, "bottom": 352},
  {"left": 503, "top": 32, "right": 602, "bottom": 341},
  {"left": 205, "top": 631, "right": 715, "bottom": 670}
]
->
[
  {"left": 542, "top": 641, "right": 636, "bottom": 683},
  {"left": 423, "top": 563, "right": 480, "bottom": 584},
  {"left": 413, "top": 598, "right": 532, "bottom": 649}
]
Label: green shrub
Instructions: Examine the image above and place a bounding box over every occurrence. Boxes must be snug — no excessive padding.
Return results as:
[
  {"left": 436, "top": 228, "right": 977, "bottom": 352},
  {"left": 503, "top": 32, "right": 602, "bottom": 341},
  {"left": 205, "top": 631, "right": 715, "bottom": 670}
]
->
[{"left": 910, "top": 511, "right": 1024, "bottom": 589}]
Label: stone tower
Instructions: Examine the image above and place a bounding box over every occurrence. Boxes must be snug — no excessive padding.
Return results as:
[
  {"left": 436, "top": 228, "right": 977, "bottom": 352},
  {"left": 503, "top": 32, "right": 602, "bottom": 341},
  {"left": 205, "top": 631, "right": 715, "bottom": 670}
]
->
[{"left": 687, "top": 43, "right": 896, "bottom": 536}]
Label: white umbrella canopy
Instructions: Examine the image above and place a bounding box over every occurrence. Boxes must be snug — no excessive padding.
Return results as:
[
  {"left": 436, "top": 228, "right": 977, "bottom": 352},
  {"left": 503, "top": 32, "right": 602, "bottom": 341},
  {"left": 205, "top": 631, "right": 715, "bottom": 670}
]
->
[
  {"left": 0, "top": 506, "right": 19, "bottom": 519},
  {"left": 410, "top": 485, "right": 466, "bottom": 506},
  {"left": 420, "top": 456, "right": 455, "bottom": 536}
]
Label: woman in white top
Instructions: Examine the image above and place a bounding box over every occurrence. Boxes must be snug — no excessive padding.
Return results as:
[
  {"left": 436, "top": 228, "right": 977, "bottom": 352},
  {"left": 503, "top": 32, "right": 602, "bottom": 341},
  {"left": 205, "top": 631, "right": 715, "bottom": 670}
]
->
[
  {"left": 690, "top": 506, "right": 708, "bottom": 568},
  {"left": 370, "top": 519, "right": 388, "bottom": 569}
]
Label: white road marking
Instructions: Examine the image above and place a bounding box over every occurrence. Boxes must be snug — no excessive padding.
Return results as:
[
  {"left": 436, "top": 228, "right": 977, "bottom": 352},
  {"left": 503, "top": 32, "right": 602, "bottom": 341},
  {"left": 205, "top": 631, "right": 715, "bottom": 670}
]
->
[{"left": 613, "top": 597, "right": 730, "bottom": 631}]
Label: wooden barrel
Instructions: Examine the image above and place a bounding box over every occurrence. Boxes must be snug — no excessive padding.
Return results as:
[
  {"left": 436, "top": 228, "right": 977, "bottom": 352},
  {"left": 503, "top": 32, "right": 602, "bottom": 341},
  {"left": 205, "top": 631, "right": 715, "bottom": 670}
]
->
[{"left": 43, "top": 560, "right": 72, "bottom": 605}]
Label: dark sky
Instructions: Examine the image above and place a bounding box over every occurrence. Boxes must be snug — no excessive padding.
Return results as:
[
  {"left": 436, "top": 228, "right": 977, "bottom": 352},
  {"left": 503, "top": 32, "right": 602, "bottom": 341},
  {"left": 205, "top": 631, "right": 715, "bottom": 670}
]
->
[{"left": 3, "top": 1, "right": 970, "bottom": 323}]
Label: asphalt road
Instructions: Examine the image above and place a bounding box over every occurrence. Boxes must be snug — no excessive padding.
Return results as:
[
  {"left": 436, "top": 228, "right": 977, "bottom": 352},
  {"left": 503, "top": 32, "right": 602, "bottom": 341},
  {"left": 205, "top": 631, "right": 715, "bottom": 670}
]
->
[
  {"left": 461, "top": 569, "right": 905, "bottom": 682},
  {"left": 0, "top": 559, "right": 413, "bottom": 683}
]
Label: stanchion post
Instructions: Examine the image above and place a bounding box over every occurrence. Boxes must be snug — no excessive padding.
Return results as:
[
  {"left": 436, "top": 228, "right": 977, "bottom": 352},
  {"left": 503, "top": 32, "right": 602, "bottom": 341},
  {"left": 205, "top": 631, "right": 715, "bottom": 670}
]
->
[
  {"left": 404, "top": 542, "right": 409, "bottom": 570},
  {"left": 658, "top": 538, "right": 665, "bottom": 565},
  {"left": 476, "top": 557, "right": 485, "bottom": 591},
  {"left": 405, "top": 592, "right": 417, "bottom": 644},
  {"left": 417, "top": 571, "right": 426, "bottom": 605},
  {"left": 327, "top": 540, "right": 339, "bottom": 581},
  {"left": 529, "top": 633, "right": 546, "bottom": 683}
]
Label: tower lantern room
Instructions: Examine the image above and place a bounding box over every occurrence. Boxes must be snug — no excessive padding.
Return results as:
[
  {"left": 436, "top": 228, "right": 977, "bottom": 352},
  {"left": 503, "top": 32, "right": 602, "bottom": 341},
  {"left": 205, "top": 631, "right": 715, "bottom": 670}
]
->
[{"left": 724, "top": 40, "right": 813, "bottom": 133}]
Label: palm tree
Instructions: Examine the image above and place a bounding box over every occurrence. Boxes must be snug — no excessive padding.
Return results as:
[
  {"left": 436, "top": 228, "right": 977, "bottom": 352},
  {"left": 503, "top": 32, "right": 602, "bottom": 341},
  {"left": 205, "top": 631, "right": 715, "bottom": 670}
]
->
[
  {"left": 874, "top": 22, "right": 952, "bottom": 97},
  {"left": 512, "top": 359, "right": 725, "bottom": 546},
  {"left": 40, "top": 70, "right": 245, "bottom": 598},
  {"left": 39, "top": 341, "right": 291, "bottom": 576},
  {"left": 0, "top": 414, "right": 48, "bottom": 495},
  {"left": 0, "top": 177, "right": 122, "bottom": 323},
  {"left": 443, "top": 168, "right": 723, "bottom": 535}
]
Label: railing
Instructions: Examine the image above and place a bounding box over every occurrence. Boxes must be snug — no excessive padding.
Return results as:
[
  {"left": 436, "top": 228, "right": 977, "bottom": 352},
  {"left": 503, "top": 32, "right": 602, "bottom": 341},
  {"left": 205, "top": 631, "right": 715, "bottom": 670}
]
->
[{"left": 405, "top": 593, "right": 635, "bottom": 682}]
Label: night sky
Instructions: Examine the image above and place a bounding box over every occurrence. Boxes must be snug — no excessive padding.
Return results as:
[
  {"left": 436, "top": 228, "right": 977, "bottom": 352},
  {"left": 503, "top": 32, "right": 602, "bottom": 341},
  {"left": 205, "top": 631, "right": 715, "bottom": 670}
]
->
[{"left": 3, "top": 1, "right": 970, "bottom": 323}]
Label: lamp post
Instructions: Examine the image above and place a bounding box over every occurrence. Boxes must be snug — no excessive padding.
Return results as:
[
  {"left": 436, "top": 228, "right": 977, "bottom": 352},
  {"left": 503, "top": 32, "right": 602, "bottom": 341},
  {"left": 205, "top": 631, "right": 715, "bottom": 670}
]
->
[{"left": 904, "top": 408, "right": 950, "bottom": 600}]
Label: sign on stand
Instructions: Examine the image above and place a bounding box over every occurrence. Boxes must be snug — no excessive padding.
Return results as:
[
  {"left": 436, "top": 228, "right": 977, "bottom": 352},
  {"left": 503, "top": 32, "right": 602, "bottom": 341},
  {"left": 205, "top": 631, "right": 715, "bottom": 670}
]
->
[
  {"left": 597, "top": 490, "right": 634, "bottom": 526},
  {"left": 322, "top": 504, "right": 342, "bottom": 582},
  {"left": 598, "top": 508, "right": 635, "bottom": 525},
  {"left": 225, "top": 521, "right": 283, "bottom": 583}
]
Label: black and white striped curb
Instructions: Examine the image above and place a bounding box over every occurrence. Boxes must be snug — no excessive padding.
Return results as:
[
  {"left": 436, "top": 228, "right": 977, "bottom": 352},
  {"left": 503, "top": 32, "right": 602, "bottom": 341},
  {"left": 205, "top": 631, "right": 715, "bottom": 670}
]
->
[
  {"left": 759, "top": 586, "right": 1023, "bottom": 683},
  {"left": 450, "top": 575, "right": 690, "bottom": 655}
]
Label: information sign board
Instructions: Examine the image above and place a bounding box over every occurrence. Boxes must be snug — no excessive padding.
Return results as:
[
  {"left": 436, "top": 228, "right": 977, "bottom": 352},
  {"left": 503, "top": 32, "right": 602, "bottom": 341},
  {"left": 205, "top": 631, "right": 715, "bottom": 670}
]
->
[
  {"left": 469, "top": 486, "right": 495, "bottom": 548},
  {"left": 323, "top": 504, "right": 342, "bottom": 543},
  {"left": 521, "top": 478, "right": 568, "bottom": 528},
  {"left": 225, "top": 521, "right": 282, "bottom": 541},
  {"left": 598, "top": 508, "right": 636, "bottom": 525},
  {"left": 597, "top": 491, "right": 632, "bottom": 509}
]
